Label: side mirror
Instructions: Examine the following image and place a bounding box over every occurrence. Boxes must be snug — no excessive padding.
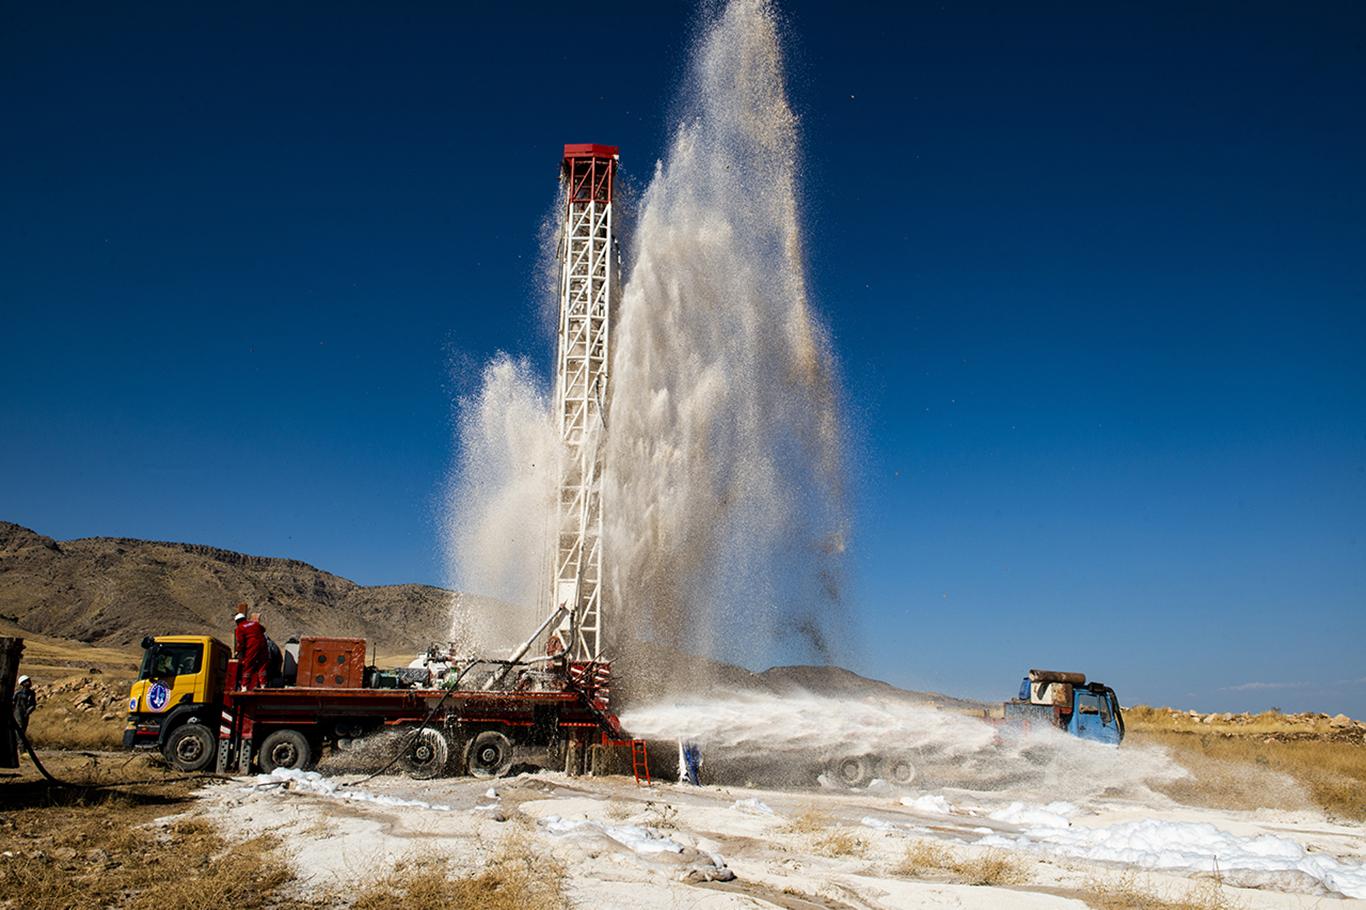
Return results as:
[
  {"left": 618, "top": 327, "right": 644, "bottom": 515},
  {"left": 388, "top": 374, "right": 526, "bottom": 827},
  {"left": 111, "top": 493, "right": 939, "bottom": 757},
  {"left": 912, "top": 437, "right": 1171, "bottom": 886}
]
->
[{"left": 140, "top": 635, "right": 155, "bottom": 650}]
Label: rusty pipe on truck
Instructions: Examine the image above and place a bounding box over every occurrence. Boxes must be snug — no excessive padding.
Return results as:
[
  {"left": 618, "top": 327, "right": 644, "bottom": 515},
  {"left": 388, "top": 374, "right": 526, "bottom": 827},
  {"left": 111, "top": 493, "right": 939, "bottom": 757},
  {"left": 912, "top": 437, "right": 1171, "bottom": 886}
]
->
[{"left": 1029, "top": 669, "right": 1086, "bottom": 685}]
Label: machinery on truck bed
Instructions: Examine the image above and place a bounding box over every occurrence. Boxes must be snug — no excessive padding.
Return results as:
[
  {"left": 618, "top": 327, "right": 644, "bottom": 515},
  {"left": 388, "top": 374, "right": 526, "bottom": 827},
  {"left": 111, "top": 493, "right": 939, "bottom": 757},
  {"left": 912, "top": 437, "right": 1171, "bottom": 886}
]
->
[
  {"left": 1003, "top": 668, "right": 1125, "bottom": 745},
  {"left": 125, "top": 633, "right": 625, "bottom": 779}
]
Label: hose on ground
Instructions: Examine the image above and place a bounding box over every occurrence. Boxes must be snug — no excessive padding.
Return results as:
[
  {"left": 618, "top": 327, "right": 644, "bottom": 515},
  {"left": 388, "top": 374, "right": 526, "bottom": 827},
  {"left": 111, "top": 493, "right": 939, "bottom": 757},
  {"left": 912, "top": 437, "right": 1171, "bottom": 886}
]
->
[
  {"left": 340, "top": 679, "right": 459, "bottom": 788},
  {"left": 15, "top": 726, "right": 236, "bottom": 791}
]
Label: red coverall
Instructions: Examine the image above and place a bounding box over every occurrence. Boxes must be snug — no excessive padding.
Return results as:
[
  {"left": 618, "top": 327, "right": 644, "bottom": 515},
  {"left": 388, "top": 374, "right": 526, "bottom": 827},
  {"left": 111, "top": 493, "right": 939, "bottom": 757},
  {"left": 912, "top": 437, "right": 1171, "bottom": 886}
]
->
[{"left": 234, "top": 619, "right": 268, "bottom": 690}]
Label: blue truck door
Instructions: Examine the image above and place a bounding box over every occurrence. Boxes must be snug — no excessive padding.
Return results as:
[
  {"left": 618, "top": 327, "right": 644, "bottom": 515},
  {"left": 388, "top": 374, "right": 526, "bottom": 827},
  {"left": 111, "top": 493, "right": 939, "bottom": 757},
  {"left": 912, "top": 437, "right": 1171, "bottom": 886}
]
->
[{"left": 1071, "top": 690, "right": 1121, "bottom": 744}]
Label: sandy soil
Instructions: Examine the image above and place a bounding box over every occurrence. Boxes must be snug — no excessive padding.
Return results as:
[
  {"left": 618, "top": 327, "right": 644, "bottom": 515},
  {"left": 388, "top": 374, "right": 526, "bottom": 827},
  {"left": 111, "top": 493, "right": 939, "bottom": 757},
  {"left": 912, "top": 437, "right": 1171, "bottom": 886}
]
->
[{"left": 195, "top": 767, "right": 1366, "bottom": 909}]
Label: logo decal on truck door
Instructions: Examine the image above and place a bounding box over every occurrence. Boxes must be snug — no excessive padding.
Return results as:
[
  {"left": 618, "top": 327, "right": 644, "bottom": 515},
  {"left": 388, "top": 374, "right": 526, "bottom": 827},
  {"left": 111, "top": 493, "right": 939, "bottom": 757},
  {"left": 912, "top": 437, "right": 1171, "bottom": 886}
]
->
[{"left": 148, "top": 682, "right": 170, "bottom": 712}]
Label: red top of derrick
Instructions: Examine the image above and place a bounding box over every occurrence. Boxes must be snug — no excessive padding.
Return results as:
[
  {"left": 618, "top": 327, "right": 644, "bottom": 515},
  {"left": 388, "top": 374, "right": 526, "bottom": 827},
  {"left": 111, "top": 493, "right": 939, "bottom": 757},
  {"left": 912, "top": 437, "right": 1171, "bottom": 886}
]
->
[{"left": 563, "top": 143, "right": 619, "bottom": 160}]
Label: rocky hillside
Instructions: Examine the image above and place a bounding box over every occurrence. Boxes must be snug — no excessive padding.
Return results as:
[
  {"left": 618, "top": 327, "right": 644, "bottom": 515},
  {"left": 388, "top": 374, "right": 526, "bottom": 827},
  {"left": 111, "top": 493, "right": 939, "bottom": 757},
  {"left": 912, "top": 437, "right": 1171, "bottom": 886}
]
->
[
  {"left": 0, "top": 521, "right": 455, "bottom": 652},
  {"left": 1126, "top": 704, "right": 1366, "bottom": 744}
]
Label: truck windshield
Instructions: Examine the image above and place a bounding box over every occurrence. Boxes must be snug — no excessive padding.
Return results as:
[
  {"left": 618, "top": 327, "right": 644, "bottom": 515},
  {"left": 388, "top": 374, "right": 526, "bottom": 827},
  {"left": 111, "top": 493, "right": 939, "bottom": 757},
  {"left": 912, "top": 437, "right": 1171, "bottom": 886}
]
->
[
  {"left": 139, "top": 643, "right": 202, "bottom": 680},
  {"left": 1076, "top": 692, "right": 1102, "bottom": 715}
]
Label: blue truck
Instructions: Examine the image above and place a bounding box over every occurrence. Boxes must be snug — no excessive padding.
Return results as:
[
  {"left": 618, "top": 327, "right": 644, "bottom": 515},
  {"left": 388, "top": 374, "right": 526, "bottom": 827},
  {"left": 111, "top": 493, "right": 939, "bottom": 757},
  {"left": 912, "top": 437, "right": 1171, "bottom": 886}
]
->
[{"left": 1004, "top": 668, "right": 1125, "bottom": 745}]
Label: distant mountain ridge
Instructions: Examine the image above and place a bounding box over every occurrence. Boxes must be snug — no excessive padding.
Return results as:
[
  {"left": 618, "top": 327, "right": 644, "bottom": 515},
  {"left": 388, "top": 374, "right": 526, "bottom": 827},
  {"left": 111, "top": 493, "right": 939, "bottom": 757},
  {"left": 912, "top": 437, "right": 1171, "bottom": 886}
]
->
[
  {"left": 1, "top": 521, "right": 983, "bottom": 712},
  {"left": 0, "top": 521, "right": 455, "bottom": 651}
]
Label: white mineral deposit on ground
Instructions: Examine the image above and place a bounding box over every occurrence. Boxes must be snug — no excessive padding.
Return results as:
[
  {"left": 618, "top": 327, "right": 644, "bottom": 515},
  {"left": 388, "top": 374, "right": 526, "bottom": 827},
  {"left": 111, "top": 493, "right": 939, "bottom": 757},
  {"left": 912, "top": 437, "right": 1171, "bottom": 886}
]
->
[{"left": 196, "top": 757, "right": 1366, "bottom": 908}]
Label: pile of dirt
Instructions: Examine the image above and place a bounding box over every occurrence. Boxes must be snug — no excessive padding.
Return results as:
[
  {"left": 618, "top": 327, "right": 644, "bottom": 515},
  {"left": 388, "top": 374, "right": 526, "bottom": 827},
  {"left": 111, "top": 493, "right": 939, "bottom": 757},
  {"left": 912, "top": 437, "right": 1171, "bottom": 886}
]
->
[
  {"left": 36, "top": 675, "right": 131, "bottom": 724},
  {"left": 0, "top": 520, "right": 456, "bottom": 653}
]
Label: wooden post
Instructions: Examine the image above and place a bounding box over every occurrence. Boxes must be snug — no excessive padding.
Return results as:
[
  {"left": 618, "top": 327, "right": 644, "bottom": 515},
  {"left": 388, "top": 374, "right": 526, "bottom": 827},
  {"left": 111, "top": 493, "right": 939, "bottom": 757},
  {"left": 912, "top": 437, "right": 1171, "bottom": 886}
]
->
[{"left": 0, "top": 637, "right": 23, "bottom": 768}]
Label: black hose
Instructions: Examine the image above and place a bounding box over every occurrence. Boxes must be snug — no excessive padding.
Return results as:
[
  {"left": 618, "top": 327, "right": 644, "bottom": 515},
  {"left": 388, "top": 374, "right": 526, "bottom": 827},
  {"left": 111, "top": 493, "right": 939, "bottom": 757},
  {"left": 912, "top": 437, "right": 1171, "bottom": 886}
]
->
[
  {"left": 340, "top": 680, "right": 460, "bottom": 787},
  {"left": 15, "top": 726, "right": 236, "bottom": 791}
]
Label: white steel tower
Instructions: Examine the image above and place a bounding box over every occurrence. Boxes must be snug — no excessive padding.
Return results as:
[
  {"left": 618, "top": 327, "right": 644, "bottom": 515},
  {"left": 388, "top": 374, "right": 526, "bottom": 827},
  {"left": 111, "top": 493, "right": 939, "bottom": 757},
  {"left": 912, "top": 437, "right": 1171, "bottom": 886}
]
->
[{"left": 550, "top": 143, "right": 618, "bottom": 661}]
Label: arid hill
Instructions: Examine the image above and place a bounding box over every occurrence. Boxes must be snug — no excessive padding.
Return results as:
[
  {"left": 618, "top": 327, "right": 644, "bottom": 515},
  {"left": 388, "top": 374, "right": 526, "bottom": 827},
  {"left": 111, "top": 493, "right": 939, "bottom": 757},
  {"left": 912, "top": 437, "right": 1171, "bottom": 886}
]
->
[
  {"left": 1, "top": 520, "right": 986, "bottom": 714},
  {"left": 0, "top": 521, "right": 455, "bottom": 652}
]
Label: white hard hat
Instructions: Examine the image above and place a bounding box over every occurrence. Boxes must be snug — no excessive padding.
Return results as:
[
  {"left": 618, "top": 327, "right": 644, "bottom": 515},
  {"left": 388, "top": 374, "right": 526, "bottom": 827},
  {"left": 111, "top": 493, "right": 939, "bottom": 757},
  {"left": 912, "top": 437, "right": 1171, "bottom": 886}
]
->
[
  {"left": 17, "top": 675, "right": 30, "bottom": 684},
  {"left": 234, "top": 612, "right": 247, "bottom": 622}
]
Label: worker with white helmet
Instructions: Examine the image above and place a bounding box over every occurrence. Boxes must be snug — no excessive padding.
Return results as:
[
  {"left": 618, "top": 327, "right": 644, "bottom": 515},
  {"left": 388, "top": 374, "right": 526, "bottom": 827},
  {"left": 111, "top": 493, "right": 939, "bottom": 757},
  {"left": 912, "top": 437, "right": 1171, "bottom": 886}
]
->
[
  {"left": 12, "top": 674, "right": 36, "bottom": 735},
  {"left": 233, "top": 604, "right": 269, "bottom": 691}
]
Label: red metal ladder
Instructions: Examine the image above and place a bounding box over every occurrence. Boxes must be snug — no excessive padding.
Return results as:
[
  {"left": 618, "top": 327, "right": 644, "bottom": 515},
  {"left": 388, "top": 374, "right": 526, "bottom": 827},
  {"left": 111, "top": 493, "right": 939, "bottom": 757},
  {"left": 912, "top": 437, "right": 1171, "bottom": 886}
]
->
[
  {"left": 629, "top": 739, "right": 650, "bottom": 785},
  {"left": 601, "top": 736, "right": 652, "bottom": 784}
]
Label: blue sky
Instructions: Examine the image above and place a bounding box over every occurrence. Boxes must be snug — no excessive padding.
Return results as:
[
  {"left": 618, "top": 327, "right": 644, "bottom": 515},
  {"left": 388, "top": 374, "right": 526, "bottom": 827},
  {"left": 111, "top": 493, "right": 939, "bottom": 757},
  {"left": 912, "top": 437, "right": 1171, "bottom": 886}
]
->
[{"left": 3, "top": 3, "right": 1363, "bottom": 714}]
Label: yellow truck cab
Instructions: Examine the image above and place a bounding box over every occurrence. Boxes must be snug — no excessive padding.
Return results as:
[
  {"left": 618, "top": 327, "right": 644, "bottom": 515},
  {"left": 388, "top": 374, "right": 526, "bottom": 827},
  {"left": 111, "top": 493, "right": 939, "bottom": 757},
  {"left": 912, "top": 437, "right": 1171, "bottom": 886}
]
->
[{"left": 125, "top": 635, "right": 230, "bottom": 771}]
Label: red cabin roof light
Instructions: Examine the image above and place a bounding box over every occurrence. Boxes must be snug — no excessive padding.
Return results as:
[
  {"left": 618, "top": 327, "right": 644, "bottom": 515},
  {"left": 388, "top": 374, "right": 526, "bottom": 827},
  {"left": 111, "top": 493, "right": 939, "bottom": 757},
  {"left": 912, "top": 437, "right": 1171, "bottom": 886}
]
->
[{"left": 562, "top": 143, "right": 619, "bottom": 160}]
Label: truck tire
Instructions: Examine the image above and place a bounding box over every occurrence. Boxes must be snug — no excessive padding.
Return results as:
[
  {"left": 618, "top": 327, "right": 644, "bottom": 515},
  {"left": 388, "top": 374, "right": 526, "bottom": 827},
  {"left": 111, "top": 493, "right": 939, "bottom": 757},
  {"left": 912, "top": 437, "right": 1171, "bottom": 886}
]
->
[
  {"left": 466, "top": 730, "right": 514, "bottom": 779},
  {"left": 882, "top": 756, "right": 916, "bottom": 785},
  {"left": 401, "top": 728, "right": 450, "bottom": 779},
  {"left": 831, "top": 755, "right": 869, "bottom": 787},
  {"left": 259, "top": 729, "right": 313, "bottom": 773},
  {"left": 164, "top": 723, "right": 216, "bottom": 772}
]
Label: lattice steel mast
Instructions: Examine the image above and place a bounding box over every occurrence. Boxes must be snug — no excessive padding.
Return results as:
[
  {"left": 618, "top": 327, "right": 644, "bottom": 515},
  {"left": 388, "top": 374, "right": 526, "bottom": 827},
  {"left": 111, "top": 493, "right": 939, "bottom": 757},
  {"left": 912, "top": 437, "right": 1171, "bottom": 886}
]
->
[{"left": 550, "top": 144, "right": 618, "bottom": 661}]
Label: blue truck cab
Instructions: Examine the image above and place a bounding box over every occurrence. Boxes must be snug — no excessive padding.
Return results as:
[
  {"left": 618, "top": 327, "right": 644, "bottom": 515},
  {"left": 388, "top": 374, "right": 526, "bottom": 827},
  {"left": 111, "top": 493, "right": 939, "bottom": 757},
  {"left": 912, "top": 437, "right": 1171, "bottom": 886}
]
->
[{"left": 1005, "top": 669, "right": 1125, "bottom": 745}]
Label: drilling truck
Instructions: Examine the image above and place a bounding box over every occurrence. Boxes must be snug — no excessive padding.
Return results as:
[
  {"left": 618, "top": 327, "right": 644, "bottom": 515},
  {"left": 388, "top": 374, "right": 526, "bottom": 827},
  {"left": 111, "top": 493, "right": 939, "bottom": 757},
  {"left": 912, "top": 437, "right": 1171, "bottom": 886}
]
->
[{"left": 124, "top": 632, "right": 627, "bottom": 779}]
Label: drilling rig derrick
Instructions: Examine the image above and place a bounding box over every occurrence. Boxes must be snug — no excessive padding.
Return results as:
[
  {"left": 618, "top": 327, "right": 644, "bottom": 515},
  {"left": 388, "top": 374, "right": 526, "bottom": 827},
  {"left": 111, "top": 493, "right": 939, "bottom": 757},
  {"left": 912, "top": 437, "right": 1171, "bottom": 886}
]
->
[{"left": 550, "top": 143, "right": 618, "bottom": 662}]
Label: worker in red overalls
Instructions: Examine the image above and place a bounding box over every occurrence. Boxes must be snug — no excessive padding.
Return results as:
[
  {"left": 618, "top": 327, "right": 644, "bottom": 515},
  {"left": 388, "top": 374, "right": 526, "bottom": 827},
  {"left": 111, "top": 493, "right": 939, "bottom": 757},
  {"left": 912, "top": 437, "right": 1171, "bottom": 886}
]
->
[{"left": 233, "top": 607, "right": 268, "bottom": 690}]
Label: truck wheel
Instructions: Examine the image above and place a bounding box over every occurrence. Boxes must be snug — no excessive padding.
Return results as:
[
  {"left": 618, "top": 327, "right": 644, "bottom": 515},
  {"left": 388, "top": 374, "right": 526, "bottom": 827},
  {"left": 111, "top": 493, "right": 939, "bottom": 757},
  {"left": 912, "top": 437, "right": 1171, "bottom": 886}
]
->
[
  {"left": 164, "top": 723, "right": 216, "bottom": 772},
  {"left": 401, "top": 728, "right": 450, "bottom": 779},
  {"left": 883, "top": 756, "right": 916, "bottom": 785},
  {"left": 832, "top": 755, "right": 869, "bottom": 787},
  {"left": 259, "top": 729, "right": 313, "bottom": 773},
  {"left": 466, "top": 730, "right": 514, "bottom": 779}
]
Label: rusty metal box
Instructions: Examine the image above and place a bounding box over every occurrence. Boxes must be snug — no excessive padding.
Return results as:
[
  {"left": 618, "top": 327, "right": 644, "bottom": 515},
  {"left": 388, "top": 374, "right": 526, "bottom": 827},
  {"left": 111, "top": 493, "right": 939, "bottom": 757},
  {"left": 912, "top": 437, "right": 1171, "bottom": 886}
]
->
[{"left": 297, "top": 637, "right": 366, "bottom": 688}]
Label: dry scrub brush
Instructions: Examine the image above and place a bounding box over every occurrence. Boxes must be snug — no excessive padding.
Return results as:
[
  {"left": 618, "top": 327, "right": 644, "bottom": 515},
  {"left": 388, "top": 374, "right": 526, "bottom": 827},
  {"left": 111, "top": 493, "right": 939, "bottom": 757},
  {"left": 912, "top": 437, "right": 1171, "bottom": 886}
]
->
[
  {"left": 813, "top": 828, "right": 868, "bottom": 858},
  {"left": 604, "top": 799, "right": 634, "bottom": 821},
  {"left": 352, "top": 835, "right": 569, "bottom": 910},
  {"left": 894, "top": 839, "right": 1028, "bottom": 886},
  {"left": 1084, "top": 870, "right": 1241, "bottom": 910},
  {"left": 780, "top": 808, "right": 833, "bottom": 833}
]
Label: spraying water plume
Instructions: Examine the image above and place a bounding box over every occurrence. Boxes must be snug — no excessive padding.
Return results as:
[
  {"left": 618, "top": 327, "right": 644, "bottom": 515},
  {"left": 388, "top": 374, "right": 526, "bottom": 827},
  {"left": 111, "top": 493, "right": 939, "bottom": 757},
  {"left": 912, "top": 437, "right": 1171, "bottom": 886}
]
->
[
  {"left": 446, "top": 0, "right": 847, "bottom": 671},
  {"left": 442, "top": 355, "right": 557, "bottom": 654},
  {"left": 605, "top": 0, "right": 847, "bottom": 668},
  {"left": 621, "top": 691, "right": 1190, "bottom": 804}
]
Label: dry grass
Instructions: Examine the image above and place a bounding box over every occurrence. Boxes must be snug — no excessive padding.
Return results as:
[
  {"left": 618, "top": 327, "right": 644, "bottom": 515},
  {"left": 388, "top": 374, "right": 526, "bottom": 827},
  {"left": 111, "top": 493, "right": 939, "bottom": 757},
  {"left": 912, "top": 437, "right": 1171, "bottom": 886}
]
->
[
  {"left": 352, "top": 836, "right": 569, "bottom": 910},
  {"left": 781, "top": 808, "right": 833, "bottom": 833},
  {"left": 0, "top": 766, "right": 293, "bottom": 910},
  {"left": 814, "top": 828, "right": 868, "bottom": 858},
  {"left": 1084, "top": 871, "right": 1241, "bottom": 910},
  {"left": 1129, "top": 728, "right": 1366, "bottom": 820},
  {"left": 958, "top": 850, "right": 1030, "bottom": 886},
  {"left": 894, "top": 839, "right": 955, "bottom": 877},
  {"left": 604, "top": 799, "right": 634, "bottom": 821},
  {"left": 25, "top": 710, "right": 125, "bottom": 750},
  {"left": 894, "top": 839, "right": 1028, "bottom": 886}
]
